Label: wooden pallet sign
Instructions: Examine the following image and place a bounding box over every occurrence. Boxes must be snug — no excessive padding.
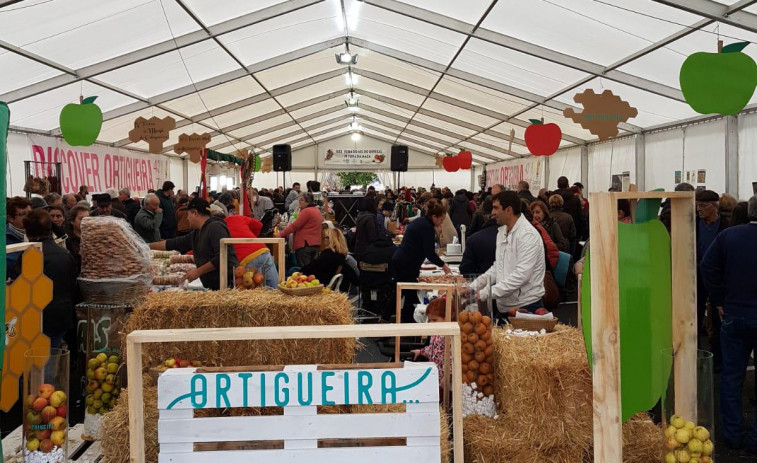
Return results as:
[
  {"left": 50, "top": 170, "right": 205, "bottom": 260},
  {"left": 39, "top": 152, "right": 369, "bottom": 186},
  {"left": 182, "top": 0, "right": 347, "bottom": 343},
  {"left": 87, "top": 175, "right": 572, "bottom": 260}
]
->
[{"left": 156, "top": 363, "right": 441, "bottom": 463}]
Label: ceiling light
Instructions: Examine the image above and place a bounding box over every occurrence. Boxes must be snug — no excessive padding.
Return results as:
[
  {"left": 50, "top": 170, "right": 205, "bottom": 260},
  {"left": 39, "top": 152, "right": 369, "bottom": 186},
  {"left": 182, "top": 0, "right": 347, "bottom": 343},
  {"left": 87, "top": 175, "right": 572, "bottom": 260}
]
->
[
  {"left": 336, "top": 52, "right": 358, "bottom": 65},
  {"left": 351, "top": 132, "right": 362, "bottom": 141},
  {"left": 349, "top": 117, "right": 360, "bottom": 130},
  {"left": 347, "top": 105, "right": 360, "bottom": 112}
]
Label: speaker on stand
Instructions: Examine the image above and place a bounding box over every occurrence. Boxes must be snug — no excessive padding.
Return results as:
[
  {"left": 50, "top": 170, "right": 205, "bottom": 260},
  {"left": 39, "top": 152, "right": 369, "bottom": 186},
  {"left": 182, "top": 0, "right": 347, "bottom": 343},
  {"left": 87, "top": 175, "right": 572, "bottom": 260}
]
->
[{"left": 391, "top": 145, "right": 408, "bottom": 190}]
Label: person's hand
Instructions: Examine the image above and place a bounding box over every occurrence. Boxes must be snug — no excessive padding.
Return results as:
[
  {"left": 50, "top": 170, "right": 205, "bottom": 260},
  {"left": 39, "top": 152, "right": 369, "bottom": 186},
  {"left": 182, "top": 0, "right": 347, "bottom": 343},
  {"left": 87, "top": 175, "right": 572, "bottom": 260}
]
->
[
  {"left": 410, "top": 349, "right": 421, "bottom": 360},
  {"left": 442, "top": 265, "right": 451, "bottom": 275},
  {"left": 183, "top": 268, "right": 201, "bottom": 283},
  {"left": 717, "top": 306, "right": 724, "bottom": 320}
]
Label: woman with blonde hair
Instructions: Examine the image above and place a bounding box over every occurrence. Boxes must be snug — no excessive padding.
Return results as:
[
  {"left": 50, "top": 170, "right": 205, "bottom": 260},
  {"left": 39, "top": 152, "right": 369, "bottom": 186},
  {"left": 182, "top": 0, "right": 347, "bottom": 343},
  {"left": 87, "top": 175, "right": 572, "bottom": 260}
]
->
[{"left": 300, "top": 222, "right": 348, "bottom": 285}]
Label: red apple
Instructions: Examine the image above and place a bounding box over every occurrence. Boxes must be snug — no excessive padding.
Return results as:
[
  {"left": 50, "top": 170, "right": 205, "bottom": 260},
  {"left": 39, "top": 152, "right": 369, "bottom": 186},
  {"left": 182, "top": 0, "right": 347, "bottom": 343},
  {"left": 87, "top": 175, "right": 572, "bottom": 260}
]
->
[
  {"left": 49, "top": 416, "right": 66, "bottom": 431},
  {"left": 32, "top": 397, "right": 48, "bottom": 412},
  {"left": 56, "top": 405, "right": 67, "bottom": 418},
  {"left": 35, "top": 429, "right": 51, "bottom": 440},
  {"left": 535, "top": 308, "right": 550, "bottom": 315},
  {"left": 525, "top": 119, "right": 561, "bottom": 156},
  {"left": 443, "top": 155, "right": 459, "bottom": 172},
  {"left": 457, "top": 149, "right": 472, "bottom": 169},
  {"left": 179, "top": 359, "right": 190, "bottom": 368},
  {"left": 37, "top": 384, "right": 54, "bottom": 399},
  {"left": 41, "top": 406, "right": 58, "bottom": 423},
  {"left": 25, "top": 394, "right": 37, "bottom": 409},
  {"left": 39, "top": 438, "right": 54, "bottom": 453}
]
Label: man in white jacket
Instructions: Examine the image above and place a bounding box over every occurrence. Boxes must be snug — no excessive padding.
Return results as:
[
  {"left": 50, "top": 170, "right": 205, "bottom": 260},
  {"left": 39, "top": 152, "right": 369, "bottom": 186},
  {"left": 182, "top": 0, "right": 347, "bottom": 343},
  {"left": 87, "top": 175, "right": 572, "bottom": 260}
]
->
[{"left": 472, "top": 191, "right": 545, "bottom": 322}]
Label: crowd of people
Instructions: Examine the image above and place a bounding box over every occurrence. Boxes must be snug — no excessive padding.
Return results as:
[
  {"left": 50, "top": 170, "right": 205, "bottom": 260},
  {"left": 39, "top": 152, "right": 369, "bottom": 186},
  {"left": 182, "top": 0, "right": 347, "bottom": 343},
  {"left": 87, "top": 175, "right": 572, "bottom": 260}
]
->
[{"left": 4, "top": 173, "right": 757, "bottom": 452}]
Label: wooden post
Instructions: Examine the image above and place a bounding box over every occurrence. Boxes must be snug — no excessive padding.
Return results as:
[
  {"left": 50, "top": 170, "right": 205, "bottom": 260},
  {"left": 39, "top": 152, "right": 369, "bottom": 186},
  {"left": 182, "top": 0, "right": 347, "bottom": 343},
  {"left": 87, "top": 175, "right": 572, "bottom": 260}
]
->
[
  {"left": 219, "top": 240, "right": 228, "bottom": 290},
  {"left": 670, "top": 195, "right": 698, "bottom": 420},
  {"left": 126, "top": 338, "right": 145, "bottom": 463},
  {"left": 451, "top": 330, "right": 464, "bottom": 463},
  {"left": 443, "top": 293, "right": 453, "bottom": 412},
  {"left": 588, "top": 192, "right": 622, "bottom": 463}
]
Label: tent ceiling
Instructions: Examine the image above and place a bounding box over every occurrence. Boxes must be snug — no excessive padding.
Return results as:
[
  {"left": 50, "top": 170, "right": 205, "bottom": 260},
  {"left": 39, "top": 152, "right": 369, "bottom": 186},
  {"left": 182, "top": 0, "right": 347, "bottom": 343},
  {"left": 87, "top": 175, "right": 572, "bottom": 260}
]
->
[{"left": 2, "top": 0, "right": 757, "bottom": 164}]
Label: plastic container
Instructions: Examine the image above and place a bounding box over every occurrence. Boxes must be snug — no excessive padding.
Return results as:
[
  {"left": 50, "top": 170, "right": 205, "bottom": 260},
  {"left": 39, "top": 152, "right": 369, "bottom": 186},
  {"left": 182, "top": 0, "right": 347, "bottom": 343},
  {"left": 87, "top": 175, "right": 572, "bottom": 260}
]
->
[
  {"left": 23, "top": 348, "right": 69, "bottom": 463},
  {"left": 660, "top": 348, "right": 715, "bottom": 463}
]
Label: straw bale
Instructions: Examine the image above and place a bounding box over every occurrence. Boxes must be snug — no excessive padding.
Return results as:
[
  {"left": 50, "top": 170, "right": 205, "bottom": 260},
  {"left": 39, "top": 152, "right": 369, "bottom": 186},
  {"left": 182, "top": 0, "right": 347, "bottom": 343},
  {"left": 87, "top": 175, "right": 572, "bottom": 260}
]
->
[
  {"left": 463, "top": 413, "right": 661, "bottom": 463},
  {"left": 492, "top": 325, "right": 593, "bottom": 452},
  {"left": 121, "top": 290, "right": 356, "bottom": 369}
]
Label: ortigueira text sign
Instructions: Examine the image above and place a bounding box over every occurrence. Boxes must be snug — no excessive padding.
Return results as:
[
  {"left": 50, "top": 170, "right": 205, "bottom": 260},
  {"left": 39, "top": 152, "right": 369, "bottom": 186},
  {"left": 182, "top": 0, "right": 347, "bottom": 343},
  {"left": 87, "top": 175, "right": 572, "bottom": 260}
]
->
[{"left": 158, "top": 364, "right": 438, "bottom": 410}]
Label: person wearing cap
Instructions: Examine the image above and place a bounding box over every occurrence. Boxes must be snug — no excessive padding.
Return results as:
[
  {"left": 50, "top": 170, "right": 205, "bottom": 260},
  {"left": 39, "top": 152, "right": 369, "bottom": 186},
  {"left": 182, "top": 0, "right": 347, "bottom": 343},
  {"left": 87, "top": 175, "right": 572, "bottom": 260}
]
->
[
  {"left": 6, "top": 196, "right": 32, "bottom": 279},
  {"left": 149, "top": 197, "right": 238, "bottom": 290},
  {"left": 30, "top": 196, "right": 47, "bottom": 210},
  {"left": 90, "top": 193, "right": 127, "bottom": 220},
  {"left": 134, "top": 193, "right": 163, "bottom": 243},
  {"left": 696, "top": 189, "right": 729, "bottom": 370},
  {"left": 158, "top": 181, "right": 177, "bottom": 239}
]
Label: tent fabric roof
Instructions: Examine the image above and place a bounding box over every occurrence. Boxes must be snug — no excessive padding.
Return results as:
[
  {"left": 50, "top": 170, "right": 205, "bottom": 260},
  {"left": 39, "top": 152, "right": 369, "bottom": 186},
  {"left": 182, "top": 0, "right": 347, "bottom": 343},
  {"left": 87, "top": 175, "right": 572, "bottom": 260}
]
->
[{"left": 2, "top": 0, "right": 757, "bottom": 165}]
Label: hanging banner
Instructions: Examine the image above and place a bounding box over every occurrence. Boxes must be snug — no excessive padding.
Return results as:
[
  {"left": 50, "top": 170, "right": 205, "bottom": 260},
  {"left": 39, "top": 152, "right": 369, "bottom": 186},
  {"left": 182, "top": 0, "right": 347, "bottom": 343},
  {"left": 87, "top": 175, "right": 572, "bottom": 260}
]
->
[
  {"left": 323, "top": 148, "right": 386, "bottom": 166},
  {"left": 8, "top": 133, "right": 168, "bottom": 196},
  {"left": 484, "top": 156, "right": 544, "bottom": 193}
]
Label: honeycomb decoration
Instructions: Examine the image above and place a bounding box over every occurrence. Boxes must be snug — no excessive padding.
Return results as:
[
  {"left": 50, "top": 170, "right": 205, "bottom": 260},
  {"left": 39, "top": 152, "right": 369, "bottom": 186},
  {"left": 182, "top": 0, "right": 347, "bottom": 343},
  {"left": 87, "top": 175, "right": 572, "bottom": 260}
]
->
[{"left": 1, "top": 246, "right": 52, "bottom": 411}]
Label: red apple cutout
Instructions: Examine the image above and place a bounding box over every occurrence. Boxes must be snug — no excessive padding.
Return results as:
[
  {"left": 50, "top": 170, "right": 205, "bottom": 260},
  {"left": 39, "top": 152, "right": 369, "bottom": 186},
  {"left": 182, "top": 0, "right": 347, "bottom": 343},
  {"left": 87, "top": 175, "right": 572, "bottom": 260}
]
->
[
  {"left": 525, "top": 119, "right": 561, "bottom": 156},
  {"left": 59, "top": 96, "right": 103, "bottom": 146},
  {"left": 456, "top": 149, "right": 472, "bottom": 169},
  {"left": 442, "top": 155, "right": 459, "bottom": 172}
]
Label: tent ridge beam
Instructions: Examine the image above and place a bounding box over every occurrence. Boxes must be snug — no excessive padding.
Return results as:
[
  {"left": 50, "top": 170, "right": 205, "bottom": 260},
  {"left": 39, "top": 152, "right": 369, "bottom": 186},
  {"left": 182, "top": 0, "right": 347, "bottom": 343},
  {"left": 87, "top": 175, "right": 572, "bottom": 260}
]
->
[{"left": 651, "top": 0, "right": 757, "bottom": 34}]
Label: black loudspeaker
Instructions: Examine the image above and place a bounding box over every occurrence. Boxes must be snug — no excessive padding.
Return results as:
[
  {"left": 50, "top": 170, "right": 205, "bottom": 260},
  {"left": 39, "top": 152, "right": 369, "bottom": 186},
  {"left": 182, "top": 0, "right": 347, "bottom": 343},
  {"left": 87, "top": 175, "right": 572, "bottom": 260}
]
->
[
  {"left": 273, "top": 144, "right": 292, "bottom": 172},
  {"left": 391, "top": 145, "right": 408, "bottom": 172}
]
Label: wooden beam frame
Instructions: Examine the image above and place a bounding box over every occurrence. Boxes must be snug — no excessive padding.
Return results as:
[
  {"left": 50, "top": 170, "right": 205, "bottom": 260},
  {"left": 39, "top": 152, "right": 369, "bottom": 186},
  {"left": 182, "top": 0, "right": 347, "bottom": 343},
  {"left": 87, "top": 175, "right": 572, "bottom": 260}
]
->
[
  {"left": 5, "top": 242, "right": 43, "bottom": 254},
  {"left": 587, "top": 191, "right": 696, "bottom": 463},
  {"left": 126, "top": 323, "right": 464, "bottom": 463},
  {"left": 219, "top": 237, "right": 286, "bottom": 289}
]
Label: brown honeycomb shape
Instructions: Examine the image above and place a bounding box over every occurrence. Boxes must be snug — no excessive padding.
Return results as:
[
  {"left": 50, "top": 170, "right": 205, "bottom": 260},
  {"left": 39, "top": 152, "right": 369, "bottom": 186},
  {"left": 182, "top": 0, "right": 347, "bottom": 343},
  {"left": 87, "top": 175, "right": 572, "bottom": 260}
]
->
[
  {"left": 1, "top": 247, "right": 52, "bottom": 411},
  {"left": 563, "top": 89, "right": 638, "bottom": 141}
]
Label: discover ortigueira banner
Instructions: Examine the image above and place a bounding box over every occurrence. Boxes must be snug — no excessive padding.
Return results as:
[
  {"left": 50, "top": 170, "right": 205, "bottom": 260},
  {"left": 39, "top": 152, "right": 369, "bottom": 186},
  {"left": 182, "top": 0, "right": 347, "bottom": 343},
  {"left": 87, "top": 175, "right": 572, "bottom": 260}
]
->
[
  {"left": 8, "top": 132, "right": 168, "bottom": 196},
  {"left": 158, "top": 365, "right": 438, "bottom": 410},
  {"left": 484, "top": 156, "right": 544, "bottom": 192}
]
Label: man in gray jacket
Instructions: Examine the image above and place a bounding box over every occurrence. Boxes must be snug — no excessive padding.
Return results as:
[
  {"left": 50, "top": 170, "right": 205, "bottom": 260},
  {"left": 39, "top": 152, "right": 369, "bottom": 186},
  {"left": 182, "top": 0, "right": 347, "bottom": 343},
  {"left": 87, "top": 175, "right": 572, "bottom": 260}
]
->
[{"left": 134, "top": 193, "right": 163, "bottom": 243}]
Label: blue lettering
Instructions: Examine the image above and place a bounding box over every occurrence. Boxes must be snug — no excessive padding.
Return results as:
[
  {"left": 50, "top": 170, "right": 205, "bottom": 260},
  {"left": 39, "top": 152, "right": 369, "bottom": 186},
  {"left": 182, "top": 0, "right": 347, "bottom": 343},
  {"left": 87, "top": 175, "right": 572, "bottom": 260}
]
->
[
  {"left": 216, "top": 374, "right": 231, "bottom": 408},
  {"left": 321, "top": 371, "right": 335, "bottom": 406},
  {"left": 274, "top": 372, "right": 290, "bottom": 406},
  {"left": 357, "top": 371, "right": 373, "bottom": 405},
  {"left": 297, "top": 372, "right": 313, "bottom": 406},
  {"left": 238, "top": 373, "right": 252, "bottom": 407},
  {"left": 191, "top": 375, "right": 207, "bottom": 408},
  {"left": 343, "top": 372, "right": 350, "bottom": 404},
  {"left": 381, "top": 371, "right": 397, "bottom": 404}
]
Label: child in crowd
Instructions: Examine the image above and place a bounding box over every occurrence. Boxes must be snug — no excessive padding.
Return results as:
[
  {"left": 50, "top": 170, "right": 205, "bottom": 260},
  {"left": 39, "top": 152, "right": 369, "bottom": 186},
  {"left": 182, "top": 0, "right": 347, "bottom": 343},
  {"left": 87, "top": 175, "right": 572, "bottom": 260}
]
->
[{"left": 411, "top": 296, "right": 453, "bottom": 387}]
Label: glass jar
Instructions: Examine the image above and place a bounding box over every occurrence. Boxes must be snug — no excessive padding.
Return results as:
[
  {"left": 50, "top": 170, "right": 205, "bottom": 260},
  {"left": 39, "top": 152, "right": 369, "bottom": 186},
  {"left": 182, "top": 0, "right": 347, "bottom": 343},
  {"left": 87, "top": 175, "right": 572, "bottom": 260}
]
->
[
  {"left": 660, "top": 348, "right": 715, "bottom": 463},
  {"left": 23, "top": 348, "right": 69, "bottom": 463}
]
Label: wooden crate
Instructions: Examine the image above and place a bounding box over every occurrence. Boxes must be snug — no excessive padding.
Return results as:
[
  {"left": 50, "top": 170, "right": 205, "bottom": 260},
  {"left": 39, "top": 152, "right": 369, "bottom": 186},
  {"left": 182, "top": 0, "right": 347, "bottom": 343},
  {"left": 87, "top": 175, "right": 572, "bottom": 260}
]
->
[
  {"left": 2, "top": 423, "right": 103, "bottom": 463},
  {"left": 218, "top": 237, "right": 286, "bottom": 288},
  {"left": 126, "top": 323, "right": 464, "bottom": 463}
]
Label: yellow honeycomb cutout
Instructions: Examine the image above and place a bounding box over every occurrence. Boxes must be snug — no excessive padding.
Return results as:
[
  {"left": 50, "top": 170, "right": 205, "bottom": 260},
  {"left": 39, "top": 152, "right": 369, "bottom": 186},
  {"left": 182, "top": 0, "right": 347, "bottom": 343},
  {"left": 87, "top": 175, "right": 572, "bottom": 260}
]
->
[{"left": 1, "top": 247, "right": 52, "bottom": 411}]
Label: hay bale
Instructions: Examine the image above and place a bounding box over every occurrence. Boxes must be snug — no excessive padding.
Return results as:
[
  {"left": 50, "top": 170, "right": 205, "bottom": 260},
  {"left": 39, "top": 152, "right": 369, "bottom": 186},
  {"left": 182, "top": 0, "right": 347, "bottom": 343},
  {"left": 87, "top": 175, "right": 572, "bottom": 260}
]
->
[
  {"left": 463, "top": 413, "right": 661, "bottom": 463},
  {"left": 121, "top": 290, "right": 356, "bottom": 368},
  {"left": 492, "top": 325, "right": 593, "bottom": 453}
]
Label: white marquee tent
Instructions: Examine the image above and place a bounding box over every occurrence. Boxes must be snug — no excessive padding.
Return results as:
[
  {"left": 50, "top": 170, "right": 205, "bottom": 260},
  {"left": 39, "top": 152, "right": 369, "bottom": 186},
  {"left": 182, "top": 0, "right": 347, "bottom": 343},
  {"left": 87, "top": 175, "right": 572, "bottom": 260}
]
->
[{"left": 2, "top": 0, "right": 757, "bottom": 198}]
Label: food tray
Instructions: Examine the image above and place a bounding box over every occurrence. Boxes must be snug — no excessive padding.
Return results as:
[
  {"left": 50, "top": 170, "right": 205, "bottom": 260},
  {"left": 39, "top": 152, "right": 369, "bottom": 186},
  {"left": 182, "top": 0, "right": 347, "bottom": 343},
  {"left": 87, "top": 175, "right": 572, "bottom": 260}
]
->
[
  {"left": 509, "top": 317, "right": 559, "bottom": 333},
  {"left": 277, "top": 283, "right": 324, "bottom": 296}
]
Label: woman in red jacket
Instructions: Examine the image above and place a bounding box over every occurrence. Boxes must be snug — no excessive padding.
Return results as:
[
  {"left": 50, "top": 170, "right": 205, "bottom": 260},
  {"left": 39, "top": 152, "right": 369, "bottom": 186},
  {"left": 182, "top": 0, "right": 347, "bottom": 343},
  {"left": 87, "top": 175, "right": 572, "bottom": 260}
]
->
[{"left": 279, "top": 192, "right": 322, "bottom": 267}]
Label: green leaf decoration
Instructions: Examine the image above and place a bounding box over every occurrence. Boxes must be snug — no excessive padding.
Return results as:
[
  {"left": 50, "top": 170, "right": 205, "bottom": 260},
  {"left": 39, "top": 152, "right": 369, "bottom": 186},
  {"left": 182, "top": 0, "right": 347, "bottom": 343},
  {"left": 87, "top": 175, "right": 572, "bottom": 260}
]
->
[
  {"left": 634, "top": 189, "right": 665, "bottom": 224},
  {"left": 253, "top": 154, "right": 261, "bottom": 172},
  {"left": 722, "top": 42, "right": 749, "bottom": 54},
  {"left": 81, "top": 96, "right": 98, "bottom": 104},
  {"left": 581, "top": 219, "right": 673, "bottom": 422},
  {"left": 528, "top": 119, "right": 543, "bottom": 125}
]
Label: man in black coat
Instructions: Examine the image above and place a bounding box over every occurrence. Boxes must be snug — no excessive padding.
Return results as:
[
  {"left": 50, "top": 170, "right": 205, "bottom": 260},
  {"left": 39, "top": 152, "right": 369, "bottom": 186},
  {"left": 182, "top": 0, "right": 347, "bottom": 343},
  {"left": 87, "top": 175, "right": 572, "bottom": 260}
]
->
[
  {"left": 21, "top": 208, "right": 79, "bottom": 348},
  {"left": 554, "top": 176, "right": 584, "bottom": 239},
  {"left": 459, "top": 217, "right": 498, "bottom": 276},
  {"left": 158, "top": 181, "right": 177, "bottom": 239},
  {"left": 516, "top": 181, "right": 536, "bottom": 203}
]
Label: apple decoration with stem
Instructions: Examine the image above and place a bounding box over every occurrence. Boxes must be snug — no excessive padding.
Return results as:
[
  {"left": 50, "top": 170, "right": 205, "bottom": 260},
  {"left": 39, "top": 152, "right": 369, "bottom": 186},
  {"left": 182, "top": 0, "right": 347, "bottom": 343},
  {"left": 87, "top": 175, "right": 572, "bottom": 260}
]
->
[
  {"left": 456, "top": 148, "right": 472, "bottom": 169},
  {"left": 680, "top": 41, "right": 757, "bottom": 115},
  {"left": 59, "top": 96, "right": 103, "bottom": 146},
  {"left": 525, "top": 118, "right": 561, "bottom": 156}
]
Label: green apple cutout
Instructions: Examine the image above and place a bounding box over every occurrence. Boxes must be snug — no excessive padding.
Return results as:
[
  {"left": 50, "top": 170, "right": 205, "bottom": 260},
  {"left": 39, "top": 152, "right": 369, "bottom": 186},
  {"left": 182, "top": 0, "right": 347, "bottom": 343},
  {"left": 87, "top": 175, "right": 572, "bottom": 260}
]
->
[
  {"left": 581, "top": 218, "right": 673, "bottom": 422},
  {"left": 680, "top": 42, "right": 757, "bottom": 115},
  {"left": 59, "top": 96, "right": 103, "bottom": 146}
]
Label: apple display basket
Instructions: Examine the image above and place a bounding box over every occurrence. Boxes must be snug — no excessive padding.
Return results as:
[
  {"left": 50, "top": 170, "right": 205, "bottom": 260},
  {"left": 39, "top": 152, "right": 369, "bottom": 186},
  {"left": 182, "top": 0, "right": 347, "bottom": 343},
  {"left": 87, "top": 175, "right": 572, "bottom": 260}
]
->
[
  {"left": 23, "top": 348, "right": 69, "bottom": 463},
  {"left": 277, "top": 283, "right": 324, "bottom": 296},
  {"left": 78, "top": 274, "right": 151, "bottom": 306},
  {"left": 82, "top": 350, "right": 124, "bottom": 441},
  {"left": 508, "top": 317, "right": 559, "bottom": 333}
]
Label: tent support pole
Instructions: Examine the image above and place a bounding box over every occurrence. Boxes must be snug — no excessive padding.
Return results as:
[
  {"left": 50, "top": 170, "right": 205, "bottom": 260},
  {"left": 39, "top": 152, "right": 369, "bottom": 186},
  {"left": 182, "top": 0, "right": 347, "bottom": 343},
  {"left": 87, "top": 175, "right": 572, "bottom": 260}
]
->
[
  {"left": 725, "top": 115, "right": 739, "bottom": 197},
  {"left": 635, "top": 133, "right": 646, "bottom": 191}
]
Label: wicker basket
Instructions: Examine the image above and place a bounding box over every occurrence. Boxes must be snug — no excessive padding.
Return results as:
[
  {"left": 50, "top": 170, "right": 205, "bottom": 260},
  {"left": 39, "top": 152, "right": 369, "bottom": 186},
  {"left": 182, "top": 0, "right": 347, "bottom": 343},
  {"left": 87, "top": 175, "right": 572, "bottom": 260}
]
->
[
  {"left": 78, "top": 274, "right": 151, "bottom": 305},
  {"left": 278, "top": 283, "right": 324, "bottom": 296},
  {"left": 509, "top": 316, "right": 559, "bottom": 333}
]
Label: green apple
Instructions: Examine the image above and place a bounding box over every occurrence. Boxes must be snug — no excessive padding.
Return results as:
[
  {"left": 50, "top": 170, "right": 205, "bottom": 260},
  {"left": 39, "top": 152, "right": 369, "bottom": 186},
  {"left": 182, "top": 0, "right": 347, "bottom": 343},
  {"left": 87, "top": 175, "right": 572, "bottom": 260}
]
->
[
  {"left": 680, "top": 42, "right": 757, "bottom": 115},
  {"left": 59, "top": 96, "right": 102, "bottom": 146}
]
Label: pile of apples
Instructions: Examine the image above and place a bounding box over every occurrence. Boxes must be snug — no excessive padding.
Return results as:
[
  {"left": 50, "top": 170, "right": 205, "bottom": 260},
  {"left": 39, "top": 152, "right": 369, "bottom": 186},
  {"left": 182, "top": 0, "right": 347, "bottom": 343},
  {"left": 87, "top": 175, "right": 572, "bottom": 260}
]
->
[
  {"left": 24, "top": 384, "right": 67, "bottom": 453},
  {"left": 234, "top": 266, "right": 264, "bottom": 289},
  {"left": 84, "top": 353, "right": 121, "bottom": 416},
  {"left": 282, "top": 272, "right": 320, "bottom": 289},
  {"left": 459, "top": 310, "right": 495, "bottom": 397},
  {"left": 162, "top": 357, "right": 202, "bottom": 368},
  {"left": 664, "top": 415, "right": 714, "bottom": 463}
]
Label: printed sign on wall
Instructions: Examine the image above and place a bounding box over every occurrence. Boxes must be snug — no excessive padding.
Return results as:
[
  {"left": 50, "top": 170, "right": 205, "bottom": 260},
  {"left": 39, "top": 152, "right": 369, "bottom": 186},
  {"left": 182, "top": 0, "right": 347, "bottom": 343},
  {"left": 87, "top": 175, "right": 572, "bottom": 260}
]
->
[
  {"left": 484, "top": 156, "right": 544, "bottom": 193},
  {"left": 323, "top": 148, "right": 386, "bottom": 165}
]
